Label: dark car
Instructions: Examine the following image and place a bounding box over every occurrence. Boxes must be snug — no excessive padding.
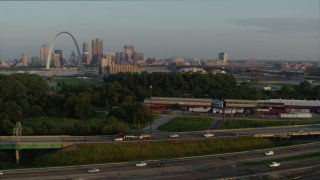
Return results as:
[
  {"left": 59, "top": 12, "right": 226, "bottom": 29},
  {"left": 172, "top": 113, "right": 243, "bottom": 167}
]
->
[{"left": 151, "top": 163, "right": 164, "bottom": 168}]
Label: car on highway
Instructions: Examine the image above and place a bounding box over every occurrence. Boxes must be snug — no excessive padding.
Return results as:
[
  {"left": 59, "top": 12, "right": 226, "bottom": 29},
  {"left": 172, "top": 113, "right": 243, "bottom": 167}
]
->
[
  {"left": 87, "top": 168, "right": 100, "bottom": 173},
  {"left": 0, "top": 171, "right": 3, "bottom": 175},
  {"left": 269, "top": 162, "right": 280, "bottom": 167},
  {"left": 114, "top": 137, "right": 123, "bottom": 141},
  {"left": 136, "top": 162, "right": 147, "bottom": 167},
  {"left": 203, "top": 133, "right": 214, "bottom": 137},
  {"left": 265, "top": 150, "right": 274, "bottom": 156},
  {"left": 169, "top": 134, "right": 179, "bottom": 138},
  {"left": 298, "top": 129, "right": 304, "bottom": 133},
  {"left": 151, "top": 163, "right": 164, "bottom": 168}
]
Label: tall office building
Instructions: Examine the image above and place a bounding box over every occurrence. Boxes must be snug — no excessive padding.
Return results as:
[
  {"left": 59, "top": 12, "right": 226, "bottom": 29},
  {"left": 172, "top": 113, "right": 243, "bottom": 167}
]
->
[
  {"left": 82, "top": 52, "right": 91, "bottom": 65},
  {"left": 124, "top": 44, "right": 134, "bottom": 63},
  {"left": 115, "top": 52, "right": 122, "bottom": 64},
  {"left": 53, "top": 53, "right": 60, "bottom": 68},
  {"left": 92, "top": 38, "right": 103, "bottom": 65},
  {"left": 83, "top": 42, "right": 89, "bottom": 54},
  {"left": 54, "top": 50, "right": 63, "bottom": 65},
  {"left": 40, "top": 44, "right": 49, "bottom": 65},
  {"left": 82, "top": 42, "right": 91, "bottom": 65},
  {"left": 219, "top": 52, "right": 228, "bottom": 65},
  {"left": 21, "top": 53, "right": 29, "bottom": 66}
]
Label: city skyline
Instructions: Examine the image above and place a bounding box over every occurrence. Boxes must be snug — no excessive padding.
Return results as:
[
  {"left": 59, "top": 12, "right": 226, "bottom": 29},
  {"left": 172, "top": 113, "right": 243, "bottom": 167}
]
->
[{"left": 0, "top": 0, "right": 319, "bottom": 61}]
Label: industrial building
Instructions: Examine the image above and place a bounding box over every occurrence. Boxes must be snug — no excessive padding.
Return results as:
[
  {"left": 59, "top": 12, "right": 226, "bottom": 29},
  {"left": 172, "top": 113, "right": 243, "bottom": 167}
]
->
[{"left": 144, "top": 97, "right": 320, "bottom": 117}]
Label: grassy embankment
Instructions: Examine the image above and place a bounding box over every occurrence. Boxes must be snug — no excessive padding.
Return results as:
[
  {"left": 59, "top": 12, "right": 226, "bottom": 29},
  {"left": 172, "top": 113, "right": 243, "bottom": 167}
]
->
[
  {"left": 158, "top": 116, "right": 214, "bottom": 132},
  {"left": 223, "top": 119, "right": 318, "bottom": 129},
  {"left": 158, "top": 116, "right": 318, "bottom": 132},
  {"left": 1, "top": 136, "right": 293, "bottom": 169}
]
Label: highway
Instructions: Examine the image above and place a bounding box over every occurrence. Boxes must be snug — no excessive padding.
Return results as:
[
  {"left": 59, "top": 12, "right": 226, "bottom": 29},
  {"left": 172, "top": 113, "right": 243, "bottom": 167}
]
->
[
  {"left": 1, "top": 125, "right": 320, "bottom": 144},
  {"left": 1, "top": 142, "right": 320, "bottom": 180},
  {"left": 1, "top": 125, "right": 320, "bottom": 179}
]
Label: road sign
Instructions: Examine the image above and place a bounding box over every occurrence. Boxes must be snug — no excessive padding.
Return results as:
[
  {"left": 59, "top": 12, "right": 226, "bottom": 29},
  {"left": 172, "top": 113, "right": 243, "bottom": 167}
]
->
[{"left": 212, "top": 99, "right": 224, "bottom": 108}]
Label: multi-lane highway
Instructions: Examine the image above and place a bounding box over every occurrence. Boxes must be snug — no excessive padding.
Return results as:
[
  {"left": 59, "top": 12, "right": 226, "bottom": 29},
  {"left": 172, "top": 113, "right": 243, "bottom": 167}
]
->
[
  {"left": 1, "top": 125, "right": 320, "bottom": 144},
  {"left": 1, "top": 125, "right": 320, "bottom": 179},
  {"left": 1, "top": 142, "right": 320, "bottom": 180}
]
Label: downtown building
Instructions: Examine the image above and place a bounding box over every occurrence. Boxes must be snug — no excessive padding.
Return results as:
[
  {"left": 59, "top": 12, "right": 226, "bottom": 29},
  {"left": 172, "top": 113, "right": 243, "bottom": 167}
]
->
[
  {"left": 82, "top": 41, "right": 91, "bottom": 65},
  {"left": 40, "top": 44, "right": 49, "bottom": 66},
  {"left": 92, "top": 38, "right": 103, "bottom": 66},
  {"left": 54, "top": 50, "right": 63, "bottom": 66},
  {"left": 219, "top": 52, "right": 228, "bottom": 65},
  {"left": 104, "top": 64, "right": 139, "bottom": 77},
  {"left": 21, "top": 53, "right": 29, "bottom": 66},
  {"left": 53, "top": 53, "right": 60, "bottom": 68},
  {"left": 124, "top": 44, "right": 134, "bottom": 64}
]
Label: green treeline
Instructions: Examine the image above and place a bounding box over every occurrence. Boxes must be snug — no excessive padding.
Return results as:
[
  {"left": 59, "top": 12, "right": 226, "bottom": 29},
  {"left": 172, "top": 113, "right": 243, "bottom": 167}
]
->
[
  {"left": 105, "top": 72, "right": 320, "bottom": 100},
  {"left": 105, "top": 72, "right": 249, "bottom": 100},
  {"left": 0, "top": 72, "right": 319, "bottom": 136}
]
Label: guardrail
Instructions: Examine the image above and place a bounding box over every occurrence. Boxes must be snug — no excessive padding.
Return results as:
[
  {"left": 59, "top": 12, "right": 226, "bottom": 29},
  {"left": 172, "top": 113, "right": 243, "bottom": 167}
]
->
[
  {"left": 219, "top": 163, "right": 320, "bottom": 180},
  {"left": 254, "top": 131, "right": 320, "bottom": 138},
  {"left": 0, "top": 142, "right": 73, "bottom": 149}
]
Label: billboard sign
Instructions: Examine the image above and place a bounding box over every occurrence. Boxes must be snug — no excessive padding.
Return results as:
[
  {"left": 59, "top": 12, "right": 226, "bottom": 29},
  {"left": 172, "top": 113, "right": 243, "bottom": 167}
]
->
[{"left": 212, "top": 99, "right": 224, "bottom": 108}]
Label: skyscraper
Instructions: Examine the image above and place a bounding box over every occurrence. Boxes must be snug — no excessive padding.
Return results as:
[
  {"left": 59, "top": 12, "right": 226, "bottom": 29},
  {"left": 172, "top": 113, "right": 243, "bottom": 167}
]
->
[
  {"left": 83, "top": 41, "right": 89, "bottom": 54},
  {"left": 124, "top": 44, "right": 134, "bottom": 64},
  {"left": 82, "top": 41, "right": 91, "bottom": 65},
  {"left": 53, "top": 53, "right": 60, "bottom": 68},
  {"left": 54, "top": 50, "right": 63, "bottom": 66},
  {"left": 115, "top": 52, "right": 122, "bottom": 64},
  {"left": 92, "top": 38, "right": 103, "bottom": 65},
  {"left": 21, "top": 53, "right": 29, "bottom": 66},
  {"left": 40, "top": 44, "right": 49, "bottom": 65},
  {"left": 219, "top": 52, "right": 228, "bottom": 65}
]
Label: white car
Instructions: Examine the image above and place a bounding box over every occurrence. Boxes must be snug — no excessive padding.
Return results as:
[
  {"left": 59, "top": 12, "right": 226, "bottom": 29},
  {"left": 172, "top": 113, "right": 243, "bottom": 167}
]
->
[
  {"left": 269, "top": 162, "right": 280, "bottom": 167},
  {"left": 169, "top": 134, "right": 179, "bottom": 138},
  {"left": 203, "top": 133, "right": 214, "bottom": 137},
  {"left": 0, "top": 171, "right": 3, "bottom": 175},
  {"left": 136, "top": 162, "right": 147, "bottom": 167},
  {"left": 114, "top": 137, "right": 123, "bottom": 141},
  {"left": 265, "top": 151, "right": 274, "bottom": 156},
  {"left": 88, "top": 168, "right": 100, "bottom": 173}
]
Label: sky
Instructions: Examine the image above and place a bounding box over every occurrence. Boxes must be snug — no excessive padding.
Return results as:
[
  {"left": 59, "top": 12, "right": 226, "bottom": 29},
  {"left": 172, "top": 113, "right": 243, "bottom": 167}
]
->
[{"left": 0, "top": 0, "right": 319, "bottom": 61}]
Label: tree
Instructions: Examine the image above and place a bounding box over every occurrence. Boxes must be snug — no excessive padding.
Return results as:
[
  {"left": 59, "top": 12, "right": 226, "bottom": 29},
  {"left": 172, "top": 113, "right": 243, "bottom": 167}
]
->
[
  {"left": 101, "top": 116, "right": 128, "bottom": 134},
  {"left": 30, "top": 105, "right": 46, "bottom": 117},
  {"left": 3, "top": 101, "right": 23, "bottom": 123},
  {"left": 0, "top": 119, "right": 15, "bottom": 135}
]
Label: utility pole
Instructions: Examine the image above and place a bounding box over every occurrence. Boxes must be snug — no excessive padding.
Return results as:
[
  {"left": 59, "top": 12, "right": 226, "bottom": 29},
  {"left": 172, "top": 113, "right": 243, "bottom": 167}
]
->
[
  {"left": 105, "top": 99, "right": 109, "bottom": 120},
  {"left": 149, "top": 85, "right": 152, "bottom": 137},
  {"left": 133, "top": 113, "right": 136, "bottom": 128},
  {"left": 13, "top": 122, "right": 22, "bottom": 165}
]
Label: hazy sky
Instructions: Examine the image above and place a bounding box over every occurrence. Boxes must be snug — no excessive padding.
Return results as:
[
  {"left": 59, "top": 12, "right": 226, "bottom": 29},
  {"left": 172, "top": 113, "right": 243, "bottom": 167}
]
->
[{"left": 0, "top": 0, "right": 319, "bottom": 61}]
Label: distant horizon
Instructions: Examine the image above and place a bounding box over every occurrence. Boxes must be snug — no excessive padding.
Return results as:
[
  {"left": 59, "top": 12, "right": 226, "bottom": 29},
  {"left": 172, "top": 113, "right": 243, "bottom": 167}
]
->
[{"left": 0, "top": 0, "right": 319, "bottom": 61}]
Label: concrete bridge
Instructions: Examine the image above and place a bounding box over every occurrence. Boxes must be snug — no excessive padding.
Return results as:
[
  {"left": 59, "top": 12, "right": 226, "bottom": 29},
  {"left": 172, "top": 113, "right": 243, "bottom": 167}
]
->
[{"left": 0, "top": 135, "right": 74, "bottom": 164}]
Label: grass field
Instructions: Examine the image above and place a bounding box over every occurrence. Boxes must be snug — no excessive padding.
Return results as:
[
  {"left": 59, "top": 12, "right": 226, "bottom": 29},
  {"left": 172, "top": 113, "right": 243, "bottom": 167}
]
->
[
  {"left": 5, "top": 136, "right": 293, "bottom": 169},
  {"left": 158, "top": 116, "right": 214, "bottom": 132}
]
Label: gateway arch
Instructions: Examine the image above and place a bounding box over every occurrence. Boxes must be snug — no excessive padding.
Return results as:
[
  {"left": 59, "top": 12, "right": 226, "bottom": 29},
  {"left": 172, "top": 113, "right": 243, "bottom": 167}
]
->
[{"left": 46, "top": 32, "right": 82, "bottom": 69}]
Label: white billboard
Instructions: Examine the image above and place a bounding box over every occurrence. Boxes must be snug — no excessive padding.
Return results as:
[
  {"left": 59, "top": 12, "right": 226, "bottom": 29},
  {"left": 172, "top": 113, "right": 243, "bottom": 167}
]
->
[{"left": 212, "top": 99, "right": 223, "bottom": 108}]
